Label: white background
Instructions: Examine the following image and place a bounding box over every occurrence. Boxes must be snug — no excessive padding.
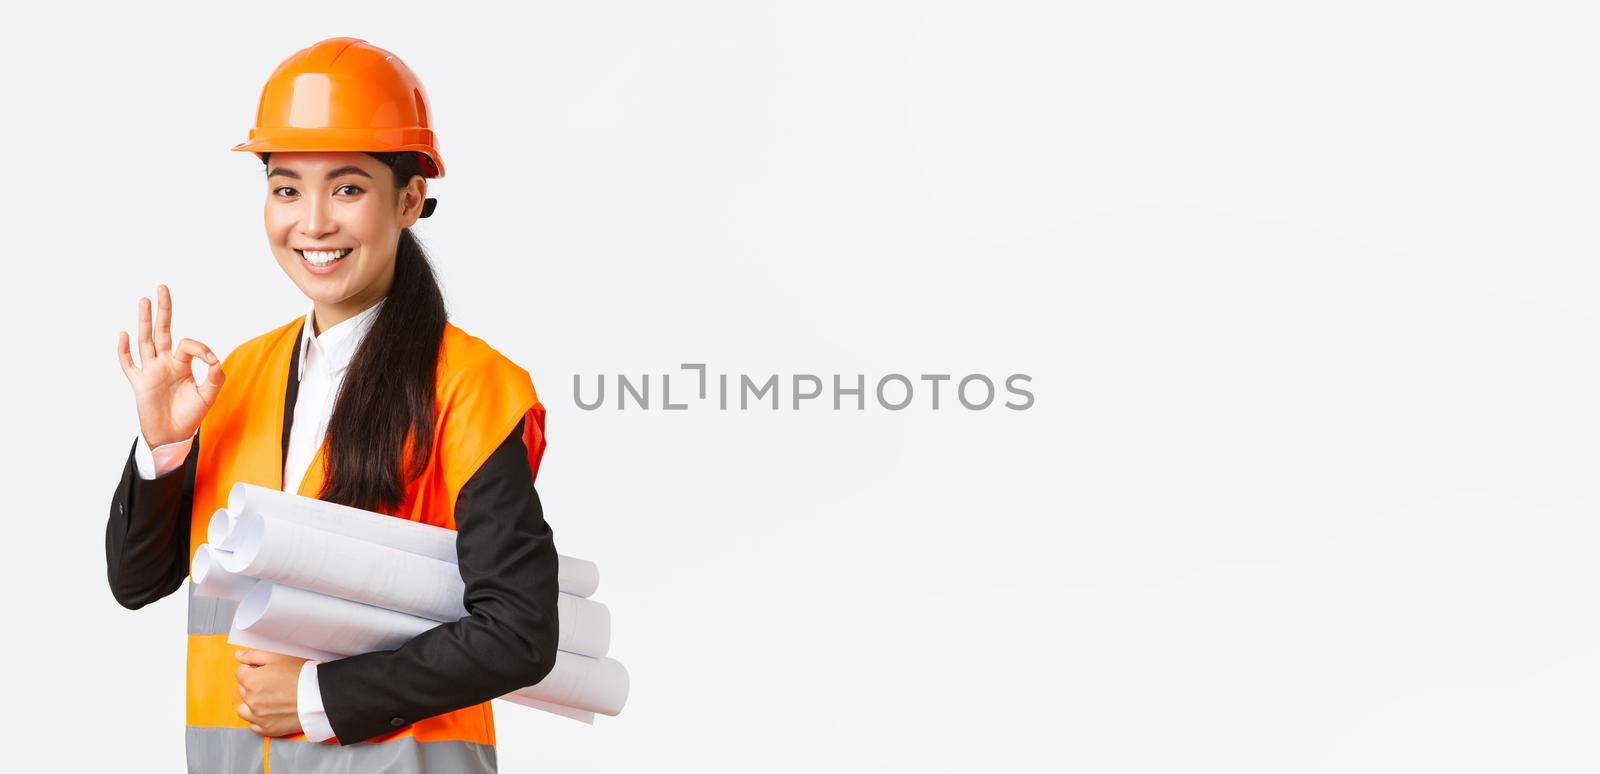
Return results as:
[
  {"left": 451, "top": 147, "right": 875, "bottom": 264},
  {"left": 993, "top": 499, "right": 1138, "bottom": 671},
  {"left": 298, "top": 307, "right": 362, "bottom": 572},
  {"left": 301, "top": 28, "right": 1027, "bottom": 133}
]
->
[{"left": 2, "top": 1, "right": 1597, "bottom": 771}]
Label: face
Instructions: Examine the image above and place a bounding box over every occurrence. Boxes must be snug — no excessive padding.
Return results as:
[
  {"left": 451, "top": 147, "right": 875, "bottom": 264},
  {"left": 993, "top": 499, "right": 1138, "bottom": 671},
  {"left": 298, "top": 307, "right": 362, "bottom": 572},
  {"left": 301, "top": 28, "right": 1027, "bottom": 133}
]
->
[{"left": 263, "top": 152, "right": 426, "bottom": 312}]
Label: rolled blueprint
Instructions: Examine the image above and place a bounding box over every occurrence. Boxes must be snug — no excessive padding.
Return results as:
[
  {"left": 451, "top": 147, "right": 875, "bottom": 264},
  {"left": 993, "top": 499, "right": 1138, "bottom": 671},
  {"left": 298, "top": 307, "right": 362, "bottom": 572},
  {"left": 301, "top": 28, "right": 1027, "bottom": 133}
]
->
[
  {"left": 231, "top": 582, "right": 629, "bottom": 717},
  {"left": 557, "top": 591, "right": 612, "bottom": 658},
  {"left": 236, "top": 581, "right": 435, "bottom": 655},
  {"left": 191, "top": 544, "right": 257, "bottom": 602},
  {"left": 226, "top": 483, "right": 456, "bottom": 560},
  {"left": 499, "top": 694, "right": 597, "bottom": 724},
  {"left": 234, "top": 580, "right": 612, "bottom": 658},
  {"left": 506, "top": 650, "right": 630, "bottom": 717},
  {"left": 225, "top": 482, "right": 601, "bottom": 597},
  {"left": 560, "top": 558, "right": 600, "bottom": 599},
  {"left": 218, "top": 512, "right": 469, "bottom": 622},
  {"left": 228, "top": 622, "right": 339, "bottom": 663},
  {"left": 206, "top": 508, "right": 232, "bottom": 547}
]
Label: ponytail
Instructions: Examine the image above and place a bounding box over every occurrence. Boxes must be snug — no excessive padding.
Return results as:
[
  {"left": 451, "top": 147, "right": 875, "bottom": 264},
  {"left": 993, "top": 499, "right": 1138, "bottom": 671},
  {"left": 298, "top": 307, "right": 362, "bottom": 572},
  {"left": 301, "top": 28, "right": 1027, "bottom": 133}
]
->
[{"left": 318, "top": 152, "right": 448, "bottom": 512}]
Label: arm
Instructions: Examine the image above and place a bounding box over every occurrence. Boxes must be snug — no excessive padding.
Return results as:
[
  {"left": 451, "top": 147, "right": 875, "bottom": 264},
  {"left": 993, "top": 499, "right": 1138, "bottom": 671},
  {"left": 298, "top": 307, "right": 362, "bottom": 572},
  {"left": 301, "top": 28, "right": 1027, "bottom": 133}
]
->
[
  {"left": 105, "top": 431, "right": 198, "bottom": 610},
  {"left": 315, "top": 417, "right": 562, "bottom": 744},
  {"left": 109, "top": 282, "right": 223, "bottom": 611}
]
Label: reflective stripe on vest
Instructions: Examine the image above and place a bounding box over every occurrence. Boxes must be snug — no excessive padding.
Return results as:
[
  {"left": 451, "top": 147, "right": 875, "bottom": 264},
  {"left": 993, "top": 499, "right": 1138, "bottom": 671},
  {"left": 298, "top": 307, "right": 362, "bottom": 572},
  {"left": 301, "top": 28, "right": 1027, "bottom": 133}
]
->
[
  {"left": 187, "top": 584, "right": 237, "bottom": 636},
  {"left": 183, "top": 317, "right": 544, "bottom": 772},
  {"left": 185, "top": 728, "right": 495, "bottom": 774}
]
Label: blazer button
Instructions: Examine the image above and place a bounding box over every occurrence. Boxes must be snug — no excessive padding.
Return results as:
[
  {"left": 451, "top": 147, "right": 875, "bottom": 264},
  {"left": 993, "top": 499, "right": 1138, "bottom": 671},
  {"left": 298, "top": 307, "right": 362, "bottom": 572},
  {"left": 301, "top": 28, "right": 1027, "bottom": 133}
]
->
[{"left": 390, "top": 717, "right": 406, "bottom": 727}]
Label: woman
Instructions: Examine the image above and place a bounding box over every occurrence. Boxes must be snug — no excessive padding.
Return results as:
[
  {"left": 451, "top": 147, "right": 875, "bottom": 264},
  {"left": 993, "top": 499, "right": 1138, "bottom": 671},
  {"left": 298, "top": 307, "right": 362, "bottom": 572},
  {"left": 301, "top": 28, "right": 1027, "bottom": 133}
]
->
[{"left": 104, "top": 37, "right": 559, "bottom": 773}]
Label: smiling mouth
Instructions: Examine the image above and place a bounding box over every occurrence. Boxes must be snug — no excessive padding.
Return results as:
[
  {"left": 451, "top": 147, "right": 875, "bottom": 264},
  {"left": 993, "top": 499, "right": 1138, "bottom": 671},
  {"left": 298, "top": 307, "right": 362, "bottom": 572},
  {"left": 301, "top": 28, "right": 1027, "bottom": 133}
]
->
[{"left": 296, "top": 248, "right": 352, "bottom": 267}]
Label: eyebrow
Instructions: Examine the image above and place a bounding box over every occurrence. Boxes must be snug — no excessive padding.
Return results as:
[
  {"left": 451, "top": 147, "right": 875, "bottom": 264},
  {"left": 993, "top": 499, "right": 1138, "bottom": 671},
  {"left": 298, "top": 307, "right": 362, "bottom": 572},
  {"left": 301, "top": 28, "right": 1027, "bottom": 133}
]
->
[{"left": 266, "top": 166, "right": 375, "bottom": 180}]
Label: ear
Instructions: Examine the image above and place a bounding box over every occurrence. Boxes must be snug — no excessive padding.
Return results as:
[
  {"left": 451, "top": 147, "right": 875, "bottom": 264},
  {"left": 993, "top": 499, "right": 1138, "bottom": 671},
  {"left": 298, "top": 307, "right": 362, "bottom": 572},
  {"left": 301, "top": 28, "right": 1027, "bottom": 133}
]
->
[{"left": 398, "top": 175, "right": 428, "bottom": 228}]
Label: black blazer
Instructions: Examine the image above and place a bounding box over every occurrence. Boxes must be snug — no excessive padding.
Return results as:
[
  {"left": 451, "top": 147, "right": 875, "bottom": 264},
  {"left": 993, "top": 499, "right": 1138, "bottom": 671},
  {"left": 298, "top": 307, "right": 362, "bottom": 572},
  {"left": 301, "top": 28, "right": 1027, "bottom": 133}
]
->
[{"left": 104, "top": 328, "right": 561, "bottom": 744}]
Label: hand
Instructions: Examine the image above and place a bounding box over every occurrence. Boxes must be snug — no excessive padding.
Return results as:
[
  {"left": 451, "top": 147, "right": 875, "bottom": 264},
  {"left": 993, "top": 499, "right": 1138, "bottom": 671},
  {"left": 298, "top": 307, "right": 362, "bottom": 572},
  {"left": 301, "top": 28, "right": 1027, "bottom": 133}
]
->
[
  {"left": 116, "top": 284, "right": 225, "bottom": 447},
  {"left": 234, "top": 649, "right": 307, "bottom": 737}
]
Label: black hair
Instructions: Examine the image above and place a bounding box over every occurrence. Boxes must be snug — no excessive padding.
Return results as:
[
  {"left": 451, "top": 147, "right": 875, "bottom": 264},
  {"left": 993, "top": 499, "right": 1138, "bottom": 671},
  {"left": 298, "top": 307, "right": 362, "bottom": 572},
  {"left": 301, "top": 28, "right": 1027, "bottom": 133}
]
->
[{"left": 264, "top": 150, "right": 448, "bottom": 511}]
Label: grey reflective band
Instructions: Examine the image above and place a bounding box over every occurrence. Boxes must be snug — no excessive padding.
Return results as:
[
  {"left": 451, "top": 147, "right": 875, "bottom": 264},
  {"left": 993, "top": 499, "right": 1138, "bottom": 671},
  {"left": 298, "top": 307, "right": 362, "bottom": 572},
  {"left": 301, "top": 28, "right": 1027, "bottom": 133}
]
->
[
  {"left": 269, "top": 737, "right": 496, "bottom": 773},
  {"left": 187, "top": 584, "right": 239, "bottom": 636},
  {"left": 186, "top": 727, "right": 263, "bottom": 774},
  {"left": 186, "top": 727, "right": 498, "bottom": 773}
]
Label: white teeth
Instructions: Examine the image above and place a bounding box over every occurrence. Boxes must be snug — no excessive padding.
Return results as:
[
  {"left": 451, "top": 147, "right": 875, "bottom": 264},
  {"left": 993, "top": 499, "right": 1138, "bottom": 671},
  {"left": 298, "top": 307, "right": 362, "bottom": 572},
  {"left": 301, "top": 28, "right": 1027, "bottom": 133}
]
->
[{"left": 301, "top": 249, "right": 350, "bottom": 267}]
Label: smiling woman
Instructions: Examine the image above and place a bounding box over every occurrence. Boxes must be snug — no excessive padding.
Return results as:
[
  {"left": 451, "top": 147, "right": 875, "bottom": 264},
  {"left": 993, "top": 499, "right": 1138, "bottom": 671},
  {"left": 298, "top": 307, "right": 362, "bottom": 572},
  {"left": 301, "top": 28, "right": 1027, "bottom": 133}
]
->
[
  {"left": 263, "top": 154, "right": 424, "bottom": 309},
  {"left": 105, "top": 37, "right": 559, "bottom": 774}
]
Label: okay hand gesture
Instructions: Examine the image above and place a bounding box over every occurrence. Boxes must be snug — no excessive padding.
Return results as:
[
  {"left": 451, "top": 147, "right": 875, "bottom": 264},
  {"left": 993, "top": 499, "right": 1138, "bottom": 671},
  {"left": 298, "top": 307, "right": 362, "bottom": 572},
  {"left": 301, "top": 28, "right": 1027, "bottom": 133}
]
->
[{"left": 116, "top": 284, "right": 225, "bottom": 448}]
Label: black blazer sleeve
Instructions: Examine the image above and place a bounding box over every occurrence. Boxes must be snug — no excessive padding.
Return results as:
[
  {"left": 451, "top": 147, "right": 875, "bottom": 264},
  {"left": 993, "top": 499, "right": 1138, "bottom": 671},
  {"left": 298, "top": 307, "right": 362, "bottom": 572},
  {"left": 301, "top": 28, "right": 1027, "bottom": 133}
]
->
[
  {"left": 106, "top": 432, "right": 198, "bottom": 610},
  {"left": 316, "top": 417, "right": 561, "bottom": 744}
]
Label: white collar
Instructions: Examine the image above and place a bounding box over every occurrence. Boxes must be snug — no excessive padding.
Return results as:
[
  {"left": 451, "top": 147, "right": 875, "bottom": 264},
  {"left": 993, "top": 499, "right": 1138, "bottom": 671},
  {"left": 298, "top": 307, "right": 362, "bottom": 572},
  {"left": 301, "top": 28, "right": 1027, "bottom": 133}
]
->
[{"left": 297, "top": 299, "right": 385, "bottom": 381}]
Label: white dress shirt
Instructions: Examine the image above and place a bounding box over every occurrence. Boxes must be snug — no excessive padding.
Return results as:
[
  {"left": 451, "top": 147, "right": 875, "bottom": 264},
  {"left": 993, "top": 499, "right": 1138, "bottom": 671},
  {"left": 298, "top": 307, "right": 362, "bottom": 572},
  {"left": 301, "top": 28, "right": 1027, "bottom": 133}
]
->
[{"left": 133, "top": 299, "right": 386, "bottom": 744}]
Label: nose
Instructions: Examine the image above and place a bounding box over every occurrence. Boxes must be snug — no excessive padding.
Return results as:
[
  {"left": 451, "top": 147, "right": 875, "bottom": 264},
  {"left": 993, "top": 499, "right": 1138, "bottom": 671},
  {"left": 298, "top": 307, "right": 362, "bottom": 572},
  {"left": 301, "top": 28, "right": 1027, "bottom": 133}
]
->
[{"left": 298, "top": 191, "right": 337, "bottom": 240}]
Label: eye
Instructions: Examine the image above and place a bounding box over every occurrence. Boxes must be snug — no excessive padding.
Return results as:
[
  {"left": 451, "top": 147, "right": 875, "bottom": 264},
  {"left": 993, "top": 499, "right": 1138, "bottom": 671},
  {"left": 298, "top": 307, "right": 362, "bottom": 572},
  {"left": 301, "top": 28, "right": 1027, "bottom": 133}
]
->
[
  {"left": 335, "top": 184, "right": 364, "bottom": 196},
  {"left": 272, "top": 186, "right": 298, "bottom": 198}
]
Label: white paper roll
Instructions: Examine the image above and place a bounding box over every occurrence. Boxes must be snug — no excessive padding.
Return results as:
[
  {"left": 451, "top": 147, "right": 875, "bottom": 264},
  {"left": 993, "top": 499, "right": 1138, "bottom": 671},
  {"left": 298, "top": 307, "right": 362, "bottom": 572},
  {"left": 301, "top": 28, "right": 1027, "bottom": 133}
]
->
[
  {"left": 227, "top": 482, "right": 602, "bottom": 597},
  {"left": 228, "top": 623, "right": 341, "bottom": 663},
  {"left": 206, "top": 508, "right": 232, "bottom": 548},
  {"left": 556, "top": 556, "right": 601, "bottom": 600},
  {"left": 507, "top": 650, "right": 630, "bottom": 717},
  {"left": 496, "top": 693, "right": 595, "bottom": 724},
  {"left": 230, "top": 582, "right": 628, "bottom": 716},
  {"left": 233, "top": 582, "right": 612, "bottom": 660},
  {"left": 219, "top": 512, "right": 468, "bottom": 622},
  {"left": 228, "top": 483, "right": 457, "bottom": 561},
  {"left": 556, "top": 593, "right": 612, "bottom": 658},
  {"left": 235, "top": 580, "right": 435, "bottom": 654},
  {"left": 191, "top": 545, "right": 256, "bottom": 602}
]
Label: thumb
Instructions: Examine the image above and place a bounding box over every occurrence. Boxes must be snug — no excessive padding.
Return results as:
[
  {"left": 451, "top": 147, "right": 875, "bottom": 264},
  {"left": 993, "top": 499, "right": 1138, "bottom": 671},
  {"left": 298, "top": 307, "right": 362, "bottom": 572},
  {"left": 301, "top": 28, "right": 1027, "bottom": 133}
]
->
[{"left": 235, "top": 649, "right": 270, "bottom": 667}]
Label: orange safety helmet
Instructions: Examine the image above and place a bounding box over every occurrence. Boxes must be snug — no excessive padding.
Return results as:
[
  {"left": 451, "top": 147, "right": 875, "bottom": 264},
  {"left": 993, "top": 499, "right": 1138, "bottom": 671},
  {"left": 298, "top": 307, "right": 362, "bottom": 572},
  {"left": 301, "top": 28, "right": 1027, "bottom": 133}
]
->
[{"left": 234, "top": 37, "right": 446, "bottom": 203}]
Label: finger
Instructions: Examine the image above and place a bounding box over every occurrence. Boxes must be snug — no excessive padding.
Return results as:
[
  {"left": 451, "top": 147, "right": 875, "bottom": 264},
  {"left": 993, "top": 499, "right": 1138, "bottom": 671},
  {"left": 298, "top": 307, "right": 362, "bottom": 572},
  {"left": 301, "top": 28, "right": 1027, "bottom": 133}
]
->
[
  {"left": 177, "top": 339, "right": 226, "bottom": 406},
  {"left": 249, "top": 724, "right": 267, "bottom": 736},
  {"left": 137, "top": 297, "right": 156, "bottom": 363},
  {"left": 174, "top": 338, "right": 218, "bottom": 368},
  {"left": 198, "top": 353, "right": 226, "bottom": 406},
  {"left": 236, "top": 648, "right": 270, "bottom": 666},
  {"left": 153, "top": 284, "right": 173, "bottom": 355},
  {"left": 237, "top": 703, "right": 261, "bottom": 726},
  {"left": 116, "top": 332, "right": 138, "bottom": 380}
]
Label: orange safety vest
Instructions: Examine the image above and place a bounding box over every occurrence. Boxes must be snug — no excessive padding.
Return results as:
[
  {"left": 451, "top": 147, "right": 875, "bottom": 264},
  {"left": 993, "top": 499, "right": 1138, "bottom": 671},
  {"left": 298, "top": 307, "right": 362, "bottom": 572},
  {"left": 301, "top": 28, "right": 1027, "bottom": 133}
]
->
[{"left": 183, "top": 316, "right": 546, "bottom": 773}]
